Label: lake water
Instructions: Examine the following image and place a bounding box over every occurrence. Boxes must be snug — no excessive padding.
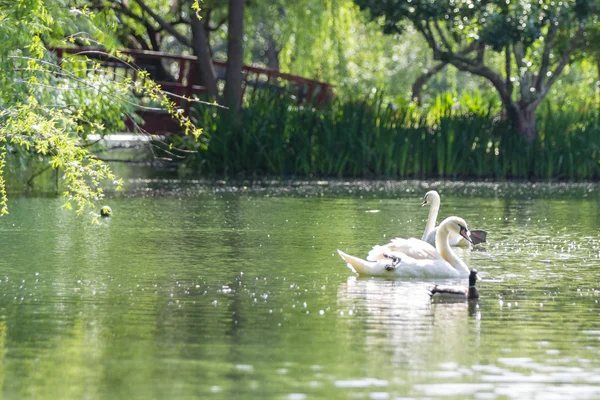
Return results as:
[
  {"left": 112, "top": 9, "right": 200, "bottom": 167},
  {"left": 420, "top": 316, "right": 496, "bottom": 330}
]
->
[{"left": 1, "top": 179, "right": 600, "bottom": 399}]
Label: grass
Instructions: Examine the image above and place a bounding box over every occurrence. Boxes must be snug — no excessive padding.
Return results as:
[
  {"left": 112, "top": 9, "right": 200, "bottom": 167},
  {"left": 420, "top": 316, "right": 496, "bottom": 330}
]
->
[{"left": 169, "top": 88, "right": 600, "bottom": 180}]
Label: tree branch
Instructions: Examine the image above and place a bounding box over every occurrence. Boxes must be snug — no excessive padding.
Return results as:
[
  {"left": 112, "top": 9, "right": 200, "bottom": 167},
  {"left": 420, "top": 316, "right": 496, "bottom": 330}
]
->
[
  {"left": 419, "top": 22, "right": 439, "bottom": 57},
  {"left": 531, "top": 27, "right": 583, "bottom": 109},
  {"left": 208, "top": 15, "right": 228, "bottom": 32},
  {"left": 411, "top": 62, "right": 448, "bottom": 103},
  {"left": 146, "top": 25, "right": 160, "bottom": 51},
  {"left": 513, "top": 43, "right": 525, "bottom": 71},
  {"left": 90, "top": 2, "right": 154, "bottom": 49},
  {"left": 93, "top": 2, "right": 151, "bottom": 29},
  {"left": 155, "top": 18, "right": 187, "bottom": 30},
  {"left": 410, "top": 41, "right": 480, "bottom": 103},
  {"left": 530, "top": 48, "right": 572, "bottom": 108},
  {"left": 433, "top": 20, "right": 452, "bottom": 52},
  {"left": 476, "top": 42, "right": 485, "bottom": 64},
  {"left": 133, "top": 0, "right": 191, "bottom": 47},
  {"left": 512, "top": 43, "right": 530, "bottom": 101},
  {"left": 505, "top": 43, "right": 513, "bottom": 100},
  {"left": 446, "top": 53, "right": 511, "bottom": 105},
  {"left": 535, "top": 22, "right": 558, "bottom": 92},
  {"left": 204, "top": 8, "right": 213, "bottom": 30},
  {"left": 131, "top": 33, "right": 151, "bottom": 50}
]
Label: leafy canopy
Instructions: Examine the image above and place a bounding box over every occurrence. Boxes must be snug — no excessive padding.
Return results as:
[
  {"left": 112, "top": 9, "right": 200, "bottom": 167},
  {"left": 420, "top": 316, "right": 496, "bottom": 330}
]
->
[
  {"left": 355, "top": 0, "right": 594, "bottom": 49},
  {"left": 0, "top": 0, "right": 201, "bottom": 219},
  {"left": 354, "top": 0, "right": 598, "bottom": 98},
  {"left": 353, "top": 0, "right": 599, "bottom": 141}
]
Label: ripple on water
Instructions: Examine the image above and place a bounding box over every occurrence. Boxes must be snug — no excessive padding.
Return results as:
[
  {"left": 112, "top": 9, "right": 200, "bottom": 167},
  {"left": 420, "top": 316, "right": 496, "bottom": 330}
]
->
[
  {"left": 334, "top": 378, "right": 388, "bottom": 389},
  {"left": 287, "top": 393, "right": 307, "bottom": 400},
  {"left": 413, "top": 383, "right": 494, "bottom": 397},
  {"left": 3, "top": 183, "right": 600, "bottom": 399}
]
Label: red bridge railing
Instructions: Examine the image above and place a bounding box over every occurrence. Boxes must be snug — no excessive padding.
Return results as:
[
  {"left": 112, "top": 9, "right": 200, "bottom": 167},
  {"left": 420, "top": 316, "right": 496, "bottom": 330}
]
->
[{"left": 52, "top": 47, "right": 334, "bottom": 114}]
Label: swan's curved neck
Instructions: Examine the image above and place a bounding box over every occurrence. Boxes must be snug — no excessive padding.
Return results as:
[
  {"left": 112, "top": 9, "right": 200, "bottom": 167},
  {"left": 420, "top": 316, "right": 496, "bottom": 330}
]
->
[
  {"left": 422, "top": 195, "right": 441, "bottom": 241},
  {"left": 435, "top": 226, "right": 469, "bottom": 276}
]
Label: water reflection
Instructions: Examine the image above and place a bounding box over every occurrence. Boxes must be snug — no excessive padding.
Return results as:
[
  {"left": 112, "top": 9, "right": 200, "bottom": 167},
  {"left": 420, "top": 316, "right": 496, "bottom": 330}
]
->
[
  {"left": 1, "top": 184, "right": 600, "bottom": 399},
  {"left": 337, "top": 276, "right": 481, "bottom": 369}
]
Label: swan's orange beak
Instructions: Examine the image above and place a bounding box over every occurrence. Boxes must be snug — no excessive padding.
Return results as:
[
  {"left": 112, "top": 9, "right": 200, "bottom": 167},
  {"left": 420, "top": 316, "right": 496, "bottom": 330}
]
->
[{"left": 460, "top": 226, "right": 473, "bottom": 243}]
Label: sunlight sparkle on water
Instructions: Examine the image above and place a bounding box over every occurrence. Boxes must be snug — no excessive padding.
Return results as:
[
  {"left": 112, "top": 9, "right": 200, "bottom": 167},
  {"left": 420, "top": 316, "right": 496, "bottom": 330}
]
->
[{"left": 1, "top": 182, "right": 600, "bottom": 399}]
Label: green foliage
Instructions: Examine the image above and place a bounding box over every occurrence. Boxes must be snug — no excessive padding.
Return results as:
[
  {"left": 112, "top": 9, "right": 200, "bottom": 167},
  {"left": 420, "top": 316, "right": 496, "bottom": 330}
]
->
[
  {"left": 0, "top": 0, "right": 202, "bottom": 218},
  {"left": 86, "top": 0, "right": 598, "bottom": 105},
  {"left": 0, "top": 0, "right": 119, "bottom": 216},
  {"left": 169, "top": 89, "right": 599, "bottom": 180},
  {"left": 354, "top": 0, "right": 597, "bottom": 49},
  {"left": 352, "top": 0, "right": 599, "bottom": 140},
  {"left": 246, "top": 0, "right": 434, "bottom": 98}
]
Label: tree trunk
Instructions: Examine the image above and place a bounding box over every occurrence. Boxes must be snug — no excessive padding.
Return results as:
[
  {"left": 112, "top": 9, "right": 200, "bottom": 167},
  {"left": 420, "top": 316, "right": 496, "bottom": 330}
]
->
[
  {"left": 506, "top": 103, "right": 537, "bottom": 143},
  {"left": 264, "top": 33, "right": 280, "bottom": 70},
  {"left": 224, "top": 0, "right": 245, "bottom": 111},
  {"left": 190, "top": 12, "right": 219, "bottom": 99}
]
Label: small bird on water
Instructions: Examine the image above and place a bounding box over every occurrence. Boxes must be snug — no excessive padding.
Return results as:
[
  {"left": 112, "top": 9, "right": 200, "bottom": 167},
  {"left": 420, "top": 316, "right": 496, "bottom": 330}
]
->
[
  {"left": 100, "top": 205, "right": 113, "bottom": 218},
  {"left": 427, "top": 269, "right": 480, "bottom": 299}
]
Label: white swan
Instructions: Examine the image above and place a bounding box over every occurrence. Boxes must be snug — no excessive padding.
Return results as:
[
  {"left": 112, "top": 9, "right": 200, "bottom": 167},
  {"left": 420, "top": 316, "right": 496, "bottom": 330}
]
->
[
  {"left": 337, "top": 216, "right": 473, "bottom": 278},
  {"left": 421, "top": 190, "right": 487, "bottom": 247}
]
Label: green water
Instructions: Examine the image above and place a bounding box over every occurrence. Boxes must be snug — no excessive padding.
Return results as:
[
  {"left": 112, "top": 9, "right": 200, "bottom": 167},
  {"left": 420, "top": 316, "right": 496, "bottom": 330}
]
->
[{"left": 1, "top": 180, "right": 600, "bottom": 399}]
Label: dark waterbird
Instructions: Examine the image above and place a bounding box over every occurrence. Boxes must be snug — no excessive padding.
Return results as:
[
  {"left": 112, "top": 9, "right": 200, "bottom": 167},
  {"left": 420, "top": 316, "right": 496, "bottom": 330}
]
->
[{"left": 427, "top": 269, "right": 480, "bottom": 300}]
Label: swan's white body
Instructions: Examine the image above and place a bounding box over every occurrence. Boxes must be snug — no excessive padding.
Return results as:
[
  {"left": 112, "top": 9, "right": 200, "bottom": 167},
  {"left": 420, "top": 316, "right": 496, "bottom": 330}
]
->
[
  {"left": 421, "top": 190, "right": 473, "bottom": 247},
  {"left": 337, "top": 217, "right": 472, "bottom": 278}
]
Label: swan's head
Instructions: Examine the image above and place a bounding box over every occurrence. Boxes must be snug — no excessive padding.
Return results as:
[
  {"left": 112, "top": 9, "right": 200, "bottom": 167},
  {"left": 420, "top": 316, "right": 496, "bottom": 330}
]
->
[
  {"left": 441, "top": 216, "right": 472, "bottom": 244},
  {"left": 421, "top": 190, "right": 440, "bottom": 207}
]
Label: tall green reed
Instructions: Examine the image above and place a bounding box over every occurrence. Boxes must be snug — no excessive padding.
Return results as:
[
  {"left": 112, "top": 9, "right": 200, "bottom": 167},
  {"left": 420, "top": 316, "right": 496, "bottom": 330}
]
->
[{"left": 171, "top": 88, "right": 600, "bottom": 180}]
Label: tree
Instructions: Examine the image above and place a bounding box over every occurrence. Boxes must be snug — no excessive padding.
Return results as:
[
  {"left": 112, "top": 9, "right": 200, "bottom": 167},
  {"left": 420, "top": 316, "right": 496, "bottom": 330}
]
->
[
  {"left": 89, "top": 0, "right": 440, "bottom": 101},
  {"left": 585, "top": 24, "right": 600, "bottom": 91},
  {"left": 93, "top": 0, "right": 228, "bottom": 99},
  {"left": 224, "top": 0, "right": 245, "bottom": 110},
  {"left": 0, "top": 0, "right": 200, "bottom": 218},
  {"left": 354, "top": 0, "right": 600, "bottom": 141}
]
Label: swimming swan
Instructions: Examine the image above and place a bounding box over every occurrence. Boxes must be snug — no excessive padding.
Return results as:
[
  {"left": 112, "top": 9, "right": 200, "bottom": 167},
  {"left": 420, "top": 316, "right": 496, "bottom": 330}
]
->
[
  {"left": 421, "top": 190, "right": 487, "bottom": 247},
  {"left": 337, "top": 216, "right": 473, "bottom": 278}
]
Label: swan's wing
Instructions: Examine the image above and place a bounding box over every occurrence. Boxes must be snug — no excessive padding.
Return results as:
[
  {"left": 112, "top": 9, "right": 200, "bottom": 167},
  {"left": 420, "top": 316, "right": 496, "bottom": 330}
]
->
[
  {"left": 366, "top": 237, "right": 443, "bottom": 261},
  {"left": 366, "top": 244, "right": 391, "bottom": 261},
  {"left": 338, "top": 249, "right": 396, "bottom": 276},
  {"left": 340, "top": 250, "right": 463, "bottom": 278}
]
